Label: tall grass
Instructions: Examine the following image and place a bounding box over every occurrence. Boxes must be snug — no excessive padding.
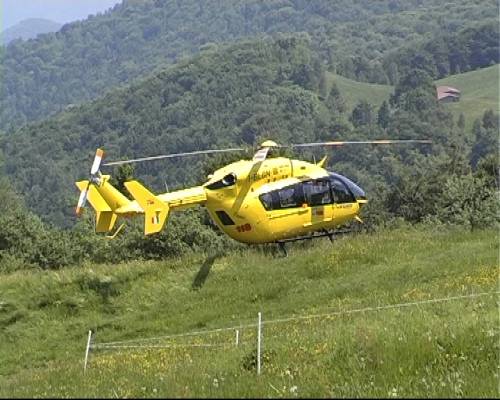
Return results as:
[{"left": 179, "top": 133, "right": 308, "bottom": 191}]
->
[{"left": 0, "top": 226, "right": 498, "bottom": 397}]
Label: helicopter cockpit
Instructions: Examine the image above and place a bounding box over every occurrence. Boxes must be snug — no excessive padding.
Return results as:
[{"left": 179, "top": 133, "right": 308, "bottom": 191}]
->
[
  {"left": 328, "top": 172, "right": 366, "bottom": 202},
  {"left": 259, "top": 172, "right": 365, "bottom": 211}
]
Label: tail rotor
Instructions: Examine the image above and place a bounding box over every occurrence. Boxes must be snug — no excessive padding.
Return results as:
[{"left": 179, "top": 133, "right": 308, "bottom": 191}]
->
[{"left": 75, "top": 148, "right": 105, "bottom": 216}]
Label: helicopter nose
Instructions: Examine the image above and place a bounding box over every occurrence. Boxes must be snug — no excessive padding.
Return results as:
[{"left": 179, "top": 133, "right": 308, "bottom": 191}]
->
[{"left": 328, "top": 171, "right": 366, "bottom": 203}]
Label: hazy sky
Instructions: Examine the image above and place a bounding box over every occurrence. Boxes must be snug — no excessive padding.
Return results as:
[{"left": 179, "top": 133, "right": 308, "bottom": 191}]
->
[{"left": 2, "top": 0, "right": 121, "bottom": 29}]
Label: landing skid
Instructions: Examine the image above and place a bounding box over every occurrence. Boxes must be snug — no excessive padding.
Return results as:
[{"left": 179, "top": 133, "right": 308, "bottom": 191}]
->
[{"left": 274, "top": 229, "right": 353, "bottom": 257}]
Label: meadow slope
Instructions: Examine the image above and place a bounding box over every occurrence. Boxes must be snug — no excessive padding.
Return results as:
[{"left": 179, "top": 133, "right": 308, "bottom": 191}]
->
[
  {"left": 329, "top": 64, "right": 499, "bottom": 130},
  {"left": 0, "top": 226, "right": 498, "bottom": 397},
  {"left": 436, "top": 65, "right": 499, "bottom": 131}
]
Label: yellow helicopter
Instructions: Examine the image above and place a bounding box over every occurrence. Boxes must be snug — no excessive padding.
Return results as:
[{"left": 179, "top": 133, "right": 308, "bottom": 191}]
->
[{"left": 75, "top": 139, "right": 430, "bottom": 253}]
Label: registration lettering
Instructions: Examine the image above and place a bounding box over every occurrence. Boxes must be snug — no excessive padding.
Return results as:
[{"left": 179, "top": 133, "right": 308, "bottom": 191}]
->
[
  {"left": 334, "top": 204, "right": 353, "bottom": 209},
  {"left": 249, "top": 170, "right": 271, "bottom": 182}
]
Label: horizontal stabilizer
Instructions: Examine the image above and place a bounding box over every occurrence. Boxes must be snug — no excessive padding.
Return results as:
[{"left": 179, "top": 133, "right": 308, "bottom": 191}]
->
[
  {"left": 95, "top": 211, "right": 118, "bottom": 233},
  {"left": 124, "top": 181, "right": 170, "bottom": 235},
  {"left": 75, "top": 181, "right": 119, "bottom": 233},
  {"left": 76, "top": 181, "right": 112, "bottom": 212}
]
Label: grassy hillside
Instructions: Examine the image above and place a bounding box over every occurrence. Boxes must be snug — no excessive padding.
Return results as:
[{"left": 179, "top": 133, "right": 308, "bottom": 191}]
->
[
  {"left": 327, "top": 72, "right": 393, "bottom": 111},
  {"left": 436, "top": 64, "right": 499, "bottom": 130},
  {"left": 0, "top": 226, "right": 497, "bottom": 397},
  {"left": 328, "top": 65, "right": 499, "bottom": 129}
]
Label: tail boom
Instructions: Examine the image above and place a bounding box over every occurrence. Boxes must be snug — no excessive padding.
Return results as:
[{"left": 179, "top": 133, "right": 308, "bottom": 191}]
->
[
  {"left": 76, "top": 177, "right": 206, "bottom": 236},
  {"left": 123, "top": 182, "right": 207, "bottom": 234}
]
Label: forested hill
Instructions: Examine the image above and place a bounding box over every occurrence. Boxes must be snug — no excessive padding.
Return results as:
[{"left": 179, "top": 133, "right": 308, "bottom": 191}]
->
[
  {"left": 1, "top": 19, "right": 62, "bottom": 45},
  {"left": 0, "top": 0, "right": 497, "bottom": 133}
]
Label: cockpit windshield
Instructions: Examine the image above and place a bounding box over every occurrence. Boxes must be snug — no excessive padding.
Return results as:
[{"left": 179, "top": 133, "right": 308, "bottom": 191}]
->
[{"left": 328, "top": 172, "right": 366, "bottom": 200}]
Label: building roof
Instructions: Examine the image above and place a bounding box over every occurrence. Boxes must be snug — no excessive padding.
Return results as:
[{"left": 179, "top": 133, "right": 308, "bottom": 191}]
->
[{"left": 436, "top": 85, "right": 461, "bottom": 100}]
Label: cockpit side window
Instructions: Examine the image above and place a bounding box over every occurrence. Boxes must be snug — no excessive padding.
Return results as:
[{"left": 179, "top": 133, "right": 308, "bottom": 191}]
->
[
  {"left": 260, "top": 175, "right": 359, "bottom": 210},
  {"left": 330, "top": 178, "right": 355, "bottom": 203},
  {"left": 279, "top": 187, "right": 296, "bottom": 208},
  {"left": 303, "top": 180, "right": 332, "bottom": 206},
  {"left": 260, "top": 192, "right": 274, "bottom": 211},
  {"left": 259, "top": 183, "right": 304, "bottom": 211}
]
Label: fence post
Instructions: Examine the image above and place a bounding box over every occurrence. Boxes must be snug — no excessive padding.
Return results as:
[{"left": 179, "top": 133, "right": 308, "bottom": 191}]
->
[
  {"left": 257, "top": 312, "right": 262, "bottom": 375},
  {"left": 84, "top": 330, "right": 92, "bottom": 373},
  {"left": 235, "top": 329, "right": 239, "bottom": 346}
]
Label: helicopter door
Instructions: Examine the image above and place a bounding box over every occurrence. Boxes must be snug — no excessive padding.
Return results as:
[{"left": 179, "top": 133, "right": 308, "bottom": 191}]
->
[
  {"left": 259, "top": 183, "right": 309, "bottom": 238},
  {"left": 329, "top": 177, "right": 357, "bottom": 223},
  {"left": 302, "top": 179, "right": 334, "bottom": 225}
]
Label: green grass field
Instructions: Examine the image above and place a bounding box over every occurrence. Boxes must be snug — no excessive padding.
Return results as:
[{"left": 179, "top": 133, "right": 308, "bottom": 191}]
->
[
  {"left": 0, "top": 225, "right": 498, "bottom": 398},
  {"left": 328, "top": 65, "right": 499, "bottom": 131}
]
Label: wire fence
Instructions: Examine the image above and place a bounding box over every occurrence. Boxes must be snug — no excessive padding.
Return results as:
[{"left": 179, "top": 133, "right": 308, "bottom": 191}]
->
[{"left": 86, "top": 290, "right": 499, "bottom": 365}]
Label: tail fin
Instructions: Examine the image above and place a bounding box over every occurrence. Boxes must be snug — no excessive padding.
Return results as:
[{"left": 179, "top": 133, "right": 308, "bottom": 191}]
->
[
  {"left": 75, "top": 175, "right": 130, "bottom": 233},
  {"left": 124, "top": 181, "right": 170, "bottom": 235}
]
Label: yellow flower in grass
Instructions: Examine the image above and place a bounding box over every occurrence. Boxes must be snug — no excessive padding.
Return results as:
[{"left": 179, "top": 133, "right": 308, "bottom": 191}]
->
[
  {"left": 313, "top": 342, "right": 329, "bottom": 355},
  {"left": 443, "top": 266, "right": 498, "bottom": 290}
]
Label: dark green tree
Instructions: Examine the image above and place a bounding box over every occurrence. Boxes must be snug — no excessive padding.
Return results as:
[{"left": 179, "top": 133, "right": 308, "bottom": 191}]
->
[
  {"left": 457, "top": 113, "right": 465, "bottom": 131},
  {"left": 350, "top": 100, "right": 373, "bottom": 128},
  {"left": 471, "top": 110, "right": 498, "bottom": 167},
  {"left": 482, "top": 109, "right": 498, "bottom": 130},
  {"left": 438, "top": 174, "right": 499, "bottom": 231},
  {"left": 377, "top": 100, "right": 390, "bottom": 130},
  {"left": 325, "top": 83, "right": 346, "bottom": 115},
  {"left": 390, "top": 69, "right": 437, "bottom": 116},
  {"left": 110, "top": 164, "right": 135, "bottom": 197}
]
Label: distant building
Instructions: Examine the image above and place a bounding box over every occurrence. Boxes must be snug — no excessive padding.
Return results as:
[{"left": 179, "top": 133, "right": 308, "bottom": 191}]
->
[{"left": 436, "top": 86, "right": 461, "bottom": 102}]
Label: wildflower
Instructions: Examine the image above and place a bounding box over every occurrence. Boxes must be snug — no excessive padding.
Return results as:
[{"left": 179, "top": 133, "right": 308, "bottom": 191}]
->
[{"left": 290, "top": 385, "right": 298, "bottom": 394}]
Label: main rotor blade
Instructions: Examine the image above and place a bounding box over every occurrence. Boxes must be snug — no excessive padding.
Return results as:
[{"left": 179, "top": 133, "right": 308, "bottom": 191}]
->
[
  {"left": 290, "top": 139, "right": 432, "bottom": 148},
  {"left": 103, "top": 147, "right": 246, "bottom": 166}
]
